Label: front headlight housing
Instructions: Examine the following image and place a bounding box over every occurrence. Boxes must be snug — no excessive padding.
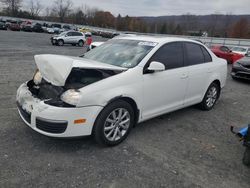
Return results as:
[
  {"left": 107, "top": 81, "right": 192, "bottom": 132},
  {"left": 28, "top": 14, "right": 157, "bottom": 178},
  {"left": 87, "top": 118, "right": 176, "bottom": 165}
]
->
[
  {"left": 233, "top": 61, "right": 241, "bottom": 67},
  {"left": 60, "top": 89, "right": 81, "bottom": 106},
  {"left": 33, "top": 69, "right": 42, "bottom": 85}
]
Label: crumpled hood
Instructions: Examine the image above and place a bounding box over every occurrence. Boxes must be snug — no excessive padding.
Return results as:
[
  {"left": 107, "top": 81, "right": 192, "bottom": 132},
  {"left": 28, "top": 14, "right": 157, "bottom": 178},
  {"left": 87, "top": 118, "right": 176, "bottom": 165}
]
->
[{"left": 34, "top": 54, "right": 127, "bottom": 86}]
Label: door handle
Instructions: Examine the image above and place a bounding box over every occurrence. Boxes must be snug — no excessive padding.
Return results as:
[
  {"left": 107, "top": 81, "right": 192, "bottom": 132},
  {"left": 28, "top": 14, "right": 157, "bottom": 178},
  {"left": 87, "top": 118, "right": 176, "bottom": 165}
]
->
[
  {"left": 180, "top": 74, "right": 188, "bottom": 79},
  {"left": 207, "top": 69, "right": 212, "bottom": 73}
]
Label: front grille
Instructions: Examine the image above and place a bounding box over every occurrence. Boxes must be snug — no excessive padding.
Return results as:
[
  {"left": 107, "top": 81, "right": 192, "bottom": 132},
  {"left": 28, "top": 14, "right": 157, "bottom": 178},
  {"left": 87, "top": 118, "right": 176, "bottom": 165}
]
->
[
  {"left": 235, "top": 72, "right": 250, "bottom": 80},
  {"left": 17, "top": 103, "right": 31, "bottom": 124},
  {"left": 36, "top": 117, "right": 67, "bottom": 134},
  {"left": 242, "top": 64, "right": 250, "bottom": 69}
]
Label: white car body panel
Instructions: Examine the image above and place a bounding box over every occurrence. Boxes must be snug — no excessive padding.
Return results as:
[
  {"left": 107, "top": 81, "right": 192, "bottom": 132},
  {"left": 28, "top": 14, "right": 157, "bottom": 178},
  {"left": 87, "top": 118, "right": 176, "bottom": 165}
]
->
[
  {"left": 142, "top": 66, "right": 189, "bottom": 120},
  {"left": 17, "top": 36, "right": 227, "bottom": 138},
  {"left": 17, "top": 84, "right": 103, "bottom": 137}
]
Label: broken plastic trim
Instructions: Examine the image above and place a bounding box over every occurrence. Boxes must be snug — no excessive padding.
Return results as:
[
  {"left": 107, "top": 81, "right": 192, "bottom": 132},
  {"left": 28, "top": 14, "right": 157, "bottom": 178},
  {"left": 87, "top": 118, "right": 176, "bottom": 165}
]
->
[{"left": 27, "top": 68, "right": 122, "bottom": 108}]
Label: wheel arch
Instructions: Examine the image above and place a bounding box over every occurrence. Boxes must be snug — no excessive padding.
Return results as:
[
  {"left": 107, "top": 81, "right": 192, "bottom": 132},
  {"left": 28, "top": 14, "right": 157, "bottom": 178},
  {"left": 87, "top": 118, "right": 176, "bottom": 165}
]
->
[
  {"left": 91, "top": 95, "right": 140, "bottom": 136},
  {"left": 107, "top": 96, "right": 140, "bottom": 126},
  {"left": 208, "top": 79, "right": 221, "bottom": 98}
]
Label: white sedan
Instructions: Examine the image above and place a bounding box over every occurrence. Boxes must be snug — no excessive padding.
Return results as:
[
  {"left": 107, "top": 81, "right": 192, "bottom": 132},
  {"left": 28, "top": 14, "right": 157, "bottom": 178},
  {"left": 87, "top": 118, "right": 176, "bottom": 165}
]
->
[{"left": 16, "top": 36, "right": 227, "bottom": 146}]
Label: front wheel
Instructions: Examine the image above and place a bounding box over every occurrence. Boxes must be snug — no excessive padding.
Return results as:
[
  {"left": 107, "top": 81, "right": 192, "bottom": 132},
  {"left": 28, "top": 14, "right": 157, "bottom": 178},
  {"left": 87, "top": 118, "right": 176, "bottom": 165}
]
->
[
  {"left": 243, "top": 147, "right": 250, "bottom": 166},
  {"left": 57, "top": 39, "right": 64, "bottom": 46},
  {"left": 93, "top": 100, "right": 135, "bottom": 146},
  {"left": 199, "top": 82, "right": 220, "bottom": 111}
]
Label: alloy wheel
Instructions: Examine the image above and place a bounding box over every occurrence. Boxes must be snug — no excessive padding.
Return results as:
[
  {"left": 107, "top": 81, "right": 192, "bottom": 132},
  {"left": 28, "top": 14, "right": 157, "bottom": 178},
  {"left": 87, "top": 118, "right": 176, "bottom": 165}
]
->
[
  {"left": 104, "top": 108, "right": 130, "bottom": 142},
  {"left": 206, "top": 86, "right": 218, "bottom": 108}
]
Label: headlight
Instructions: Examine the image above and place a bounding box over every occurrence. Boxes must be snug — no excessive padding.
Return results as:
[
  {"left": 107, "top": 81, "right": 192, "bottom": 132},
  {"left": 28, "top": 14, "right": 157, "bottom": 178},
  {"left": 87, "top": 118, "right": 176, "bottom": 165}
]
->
[
  {"left": 233, "top": 62, "right": 241, "bottom": 67},
  {"left": 33, "top": 69, "right": 42, "bottom": 85},
  {"left": 60, "top": 89, "right": 81, "bottom": 106}
]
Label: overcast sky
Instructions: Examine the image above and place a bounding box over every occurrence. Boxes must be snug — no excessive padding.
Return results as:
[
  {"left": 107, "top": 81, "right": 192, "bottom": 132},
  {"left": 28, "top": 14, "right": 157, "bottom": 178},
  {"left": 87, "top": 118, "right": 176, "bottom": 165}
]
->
[{"left": 22, "top": 0, "right": 250, "bottom": 17}]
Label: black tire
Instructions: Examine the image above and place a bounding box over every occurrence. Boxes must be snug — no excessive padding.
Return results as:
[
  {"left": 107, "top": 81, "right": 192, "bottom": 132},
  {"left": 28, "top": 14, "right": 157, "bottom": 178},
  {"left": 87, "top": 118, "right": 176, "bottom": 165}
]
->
[
  {"left": 57, "top": 39, "right": 64, "bottom": 46},
  {"left": 78, "top": 40, "right": 84, "bottom": 47},
  {"left": 199, "top": 82, "right": 220, "bottom": 111},
  {"left": 72, "top": 44, "right": 76, "bottom": 46},
  {"left": 93, "top": 100, "right": 135, "bottom": 146},
  {"left": 231, "top": 75, "right": 239, "bottom": 81},
  {"left": 243, "top": 147, "right": 250, "bottom": 166}
]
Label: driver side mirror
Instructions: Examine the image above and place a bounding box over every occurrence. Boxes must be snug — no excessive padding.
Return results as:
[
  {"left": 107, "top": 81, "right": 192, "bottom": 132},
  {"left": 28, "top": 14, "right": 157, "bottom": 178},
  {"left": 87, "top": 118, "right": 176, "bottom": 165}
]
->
[{"left": 146, "top": 61, "right": 165, "bottom": 73}]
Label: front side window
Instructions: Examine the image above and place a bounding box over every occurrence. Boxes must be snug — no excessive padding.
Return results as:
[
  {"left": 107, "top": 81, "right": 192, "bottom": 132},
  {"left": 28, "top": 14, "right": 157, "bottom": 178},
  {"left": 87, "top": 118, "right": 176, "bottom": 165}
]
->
[
  {"left": 185, "top": 42, "right": 205, "bottom": 66},
  {"left": 84, "top": 39, "right": 157, "bottom": 68},
  {"left": 66, "top": 32, "right": 73, "bottom": 36},
  {"left": 149, "top": 42, "right": 184, "bottom": 69}
]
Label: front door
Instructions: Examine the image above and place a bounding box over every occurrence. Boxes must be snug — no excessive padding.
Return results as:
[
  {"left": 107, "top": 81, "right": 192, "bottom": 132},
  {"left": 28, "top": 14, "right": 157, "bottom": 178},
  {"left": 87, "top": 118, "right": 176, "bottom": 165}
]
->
[{"left": 142, "top": 42, "right": 188, "bottom": 120}]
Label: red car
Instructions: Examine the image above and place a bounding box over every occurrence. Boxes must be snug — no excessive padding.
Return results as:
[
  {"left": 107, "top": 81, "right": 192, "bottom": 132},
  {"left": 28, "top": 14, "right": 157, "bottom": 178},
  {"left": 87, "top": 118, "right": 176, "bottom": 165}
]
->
[
  {"left": 9, "top": 22, "right": 21, "bottom": 31},
  {"left": 211, "top": 45, "right": 244, "bottom": 64}
]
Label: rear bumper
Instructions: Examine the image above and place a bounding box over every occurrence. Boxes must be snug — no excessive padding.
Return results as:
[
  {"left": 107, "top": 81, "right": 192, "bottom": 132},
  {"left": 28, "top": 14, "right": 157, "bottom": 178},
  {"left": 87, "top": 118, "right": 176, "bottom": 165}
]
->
[{"left": 16, "top": 83, "right": 103, "bottom": 137}]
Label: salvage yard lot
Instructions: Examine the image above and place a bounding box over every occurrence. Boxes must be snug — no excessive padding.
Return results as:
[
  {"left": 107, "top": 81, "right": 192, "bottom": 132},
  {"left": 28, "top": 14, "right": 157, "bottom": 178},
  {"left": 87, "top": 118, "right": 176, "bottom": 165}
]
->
[{"left": 0, "top": 30, "right": 250, "bottom": 188}]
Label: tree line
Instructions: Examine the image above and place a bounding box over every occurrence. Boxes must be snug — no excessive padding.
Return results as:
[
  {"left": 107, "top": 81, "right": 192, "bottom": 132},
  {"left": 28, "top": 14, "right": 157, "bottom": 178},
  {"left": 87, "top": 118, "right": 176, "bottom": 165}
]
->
[{"left": 0, "top": 0, "right": 249, "bottom": 39}]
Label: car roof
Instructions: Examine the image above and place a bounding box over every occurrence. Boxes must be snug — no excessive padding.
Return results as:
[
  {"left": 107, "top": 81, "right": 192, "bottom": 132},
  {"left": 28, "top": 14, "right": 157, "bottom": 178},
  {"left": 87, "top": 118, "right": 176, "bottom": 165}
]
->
[{"left": 115, "top": 35, "right": 202, "bottom": 44}]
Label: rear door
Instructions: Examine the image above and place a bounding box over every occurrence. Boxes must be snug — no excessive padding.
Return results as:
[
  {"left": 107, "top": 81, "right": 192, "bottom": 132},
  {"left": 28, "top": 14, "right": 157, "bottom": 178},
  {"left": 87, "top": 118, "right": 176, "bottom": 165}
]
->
[
  {"left": 183, "top": 42, "right": 213, "bottom": 106},
  {"left": 72, "top": 32, "right": 83, "bottom": 43},
  {"left": 142, "top": 42, "right": 189, "bottom": 120}
]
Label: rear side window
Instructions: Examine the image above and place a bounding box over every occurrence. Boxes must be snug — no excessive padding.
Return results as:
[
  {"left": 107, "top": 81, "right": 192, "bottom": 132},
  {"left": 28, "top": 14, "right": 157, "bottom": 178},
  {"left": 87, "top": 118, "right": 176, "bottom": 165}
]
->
[
  {"left": 185, "top": 43, "right": 205, "bottom": 66},
  {"left": 150, "top": 42, "right": 184, "bottom": 70},
  {"left": 201, "top": 46, "right": 212, "bottom": 62},
  {"left": 73, "top": 32, "right": 83, "bottom": 36}
]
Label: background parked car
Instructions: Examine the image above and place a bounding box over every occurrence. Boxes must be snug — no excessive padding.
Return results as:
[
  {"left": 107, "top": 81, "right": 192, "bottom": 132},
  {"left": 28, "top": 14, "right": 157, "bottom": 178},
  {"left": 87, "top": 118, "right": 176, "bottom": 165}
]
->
[
  {"left": 231, "top": 52, "right": 250, "bottom": 80},
  {"left": 32, "top": 23, "right": 44, "bottom": 33},
  {"left": 50, "top": 31, "right": 86, "bottom": 47},
  {"left": 9, "top": 22, "right": 21, "bottom": 31},
  {"left": 22, "top": 23, "right": 32, "bottom": 32},
  {"left": 231, "top": 46, "right": 250, "bottom": 56},
  {"left": 211, "top": 45, "right": 244, "bottom": 63},
  {"left": 0, "top": 21, "right": 7, "bottom": 30},
  {"left": 47, "top": 23, "right": 62, "bottom": 34},
  {"left": 59, "top": 24, "right": 71, "bottom": 33}
]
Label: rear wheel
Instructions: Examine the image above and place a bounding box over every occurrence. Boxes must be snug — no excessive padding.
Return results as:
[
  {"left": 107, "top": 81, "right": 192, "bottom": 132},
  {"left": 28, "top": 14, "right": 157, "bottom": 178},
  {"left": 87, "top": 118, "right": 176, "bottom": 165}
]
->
[
  {"left": 93, "top": 100, "right": 134, "bottom": 146},
  {"left": 78, "top": 40, "right": 84, "bottom": 47},
  {"left": 199, "top": 82, "right": 220, "bottom": 111}
]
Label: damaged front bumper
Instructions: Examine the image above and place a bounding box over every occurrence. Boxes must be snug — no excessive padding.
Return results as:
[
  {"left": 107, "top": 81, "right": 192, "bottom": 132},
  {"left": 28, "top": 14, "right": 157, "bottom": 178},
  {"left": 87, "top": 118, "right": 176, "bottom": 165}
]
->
[{"left": 16, "top": 83, "right": 103, "bottom": 137}]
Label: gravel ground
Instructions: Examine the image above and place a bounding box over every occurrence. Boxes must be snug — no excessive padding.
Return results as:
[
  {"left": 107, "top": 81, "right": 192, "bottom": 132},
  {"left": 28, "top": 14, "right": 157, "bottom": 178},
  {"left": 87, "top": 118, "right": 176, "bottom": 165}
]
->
[{"left": 0, "top": 30, "right": 250, "bottom": 188}]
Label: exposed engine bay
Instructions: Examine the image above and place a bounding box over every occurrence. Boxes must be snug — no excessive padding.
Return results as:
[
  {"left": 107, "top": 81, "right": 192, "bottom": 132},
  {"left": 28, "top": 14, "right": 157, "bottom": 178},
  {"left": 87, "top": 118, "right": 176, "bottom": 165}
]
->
[{"left": 27, "top": 68, "right": 121, "bottom": 107}]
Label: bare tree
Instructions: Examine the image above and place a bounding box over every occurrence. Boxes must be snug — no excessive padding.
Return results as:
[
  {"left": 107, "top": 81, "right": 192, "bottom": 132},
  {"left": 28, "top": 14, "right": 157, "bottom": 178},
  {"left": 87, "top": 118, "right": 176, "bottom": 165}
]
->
[
  {"left": 29, "top": 0, "right": 42, "bottom": 18},
  {"left": 52, "top": 0, "right": 72, "bottom": 22},
  {"left": 1, "top": 0, "right": 22, "bottom": 16},
  {"left": 230, "top": 18, "right": 249, "bottom": 38}
]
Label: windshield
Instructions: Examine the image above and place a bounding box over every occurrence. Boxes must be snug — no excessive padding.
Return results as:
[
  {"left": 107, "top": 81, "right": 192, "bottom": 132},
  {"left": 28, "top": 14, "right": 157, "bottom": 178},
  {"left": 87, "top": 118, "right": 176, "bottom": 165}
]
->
[
  {"left": 84, "top": 39, "right": 157, "bottom": 68},
  {"left": 59, "top": 32, "right": 67, "bottom": 36}
]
